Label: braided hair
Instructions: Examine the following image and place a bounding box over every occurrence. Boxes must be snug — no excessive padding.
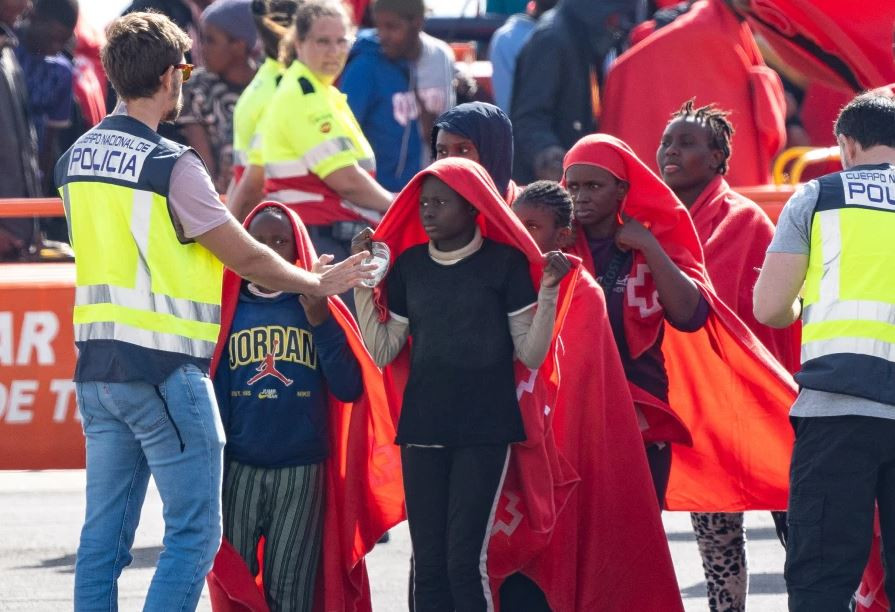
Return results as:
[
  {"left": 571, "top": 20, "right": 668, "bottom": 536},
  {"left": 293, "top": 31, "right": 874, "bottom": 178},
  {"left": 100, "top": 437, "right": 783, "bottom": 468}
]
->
[
  {"left": 671, "top": 99, "right": 735, "bottom": 175},
  {"left": 516, "top": 181, "right": 573, "bottom": 229}
]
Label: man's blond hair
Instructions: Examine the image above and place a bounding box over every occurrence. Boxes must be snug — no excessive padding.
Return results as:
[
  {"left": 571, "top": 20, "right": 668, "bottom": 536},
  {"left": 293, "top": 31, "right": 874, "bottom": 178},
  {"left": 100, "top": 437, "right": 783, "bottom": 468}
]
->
[{"left": 102, "top": 11, "right": 192, "bottom": 100}]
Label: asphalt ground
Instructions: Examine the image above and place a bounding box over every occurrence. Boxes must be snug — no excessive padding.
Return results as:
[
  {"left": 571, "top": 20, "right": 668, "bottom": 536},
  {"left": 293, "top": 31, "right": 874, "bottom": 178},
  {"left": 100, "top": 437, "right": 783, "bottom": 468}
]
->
[{"left": 0, "top": 470, "right": 787, "bottom": 611}]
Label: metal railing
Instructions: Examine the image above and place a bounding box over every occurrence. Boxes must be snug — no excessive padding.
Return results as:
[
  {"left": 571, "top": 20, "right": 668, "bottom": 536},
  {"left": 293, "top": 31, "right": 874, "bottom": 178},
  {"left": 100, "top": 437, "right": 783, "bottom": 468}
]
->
[
  {"left": 0, "top": 198, "right": 64, "bottom": 218},
  {"left": 772, "top": 146, "right": 840, "bottom": 185}
]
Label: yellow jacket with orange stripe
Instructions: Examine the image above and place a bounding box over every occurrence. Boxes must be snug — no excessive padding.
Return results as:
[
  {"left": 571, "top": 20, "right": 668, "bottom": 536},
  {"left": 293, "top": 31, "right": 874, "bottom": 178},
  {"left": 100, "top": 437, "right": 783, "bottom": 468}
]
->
[{"left": 260, "top": 59, "right": 378, "bottom": 226}]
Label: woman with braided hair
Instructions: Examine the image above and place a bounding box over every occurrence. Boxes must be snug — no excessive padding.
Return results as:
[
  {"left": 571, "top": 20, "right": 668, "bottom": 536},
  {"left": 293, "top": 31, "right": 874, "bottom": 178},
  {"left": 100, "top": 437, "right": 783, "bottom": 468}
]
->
[{"left": 658, "top": 99, "right": 800, "bottom": 612}]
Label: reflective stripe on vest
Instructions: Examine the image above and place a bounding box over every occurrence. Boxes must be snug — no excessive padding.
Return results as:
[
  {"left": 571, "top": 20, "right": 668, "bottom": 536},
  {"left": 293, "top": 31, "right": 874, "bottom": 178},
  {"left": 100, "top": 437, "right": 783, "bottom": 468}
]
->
[
  {"left": 266, "top": 188, "right": 325, "bottom": 203},
  {"left": 75, "top": 319, "right": 216, "bottom": 358},
  {"left": 76, "top": 285, "right": 221, "bottom": 329},
  {"left": 265, "top": 138, "right": 375, "bottom": 180}
]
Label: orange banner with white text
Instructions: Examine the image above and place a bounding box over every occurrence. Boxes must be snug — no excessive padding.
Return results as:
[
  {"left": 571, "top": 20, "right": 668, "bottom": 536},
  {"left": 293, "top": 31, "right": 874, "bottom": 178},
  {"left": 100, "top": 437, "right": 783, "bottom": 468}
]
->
[{"left": 0, "top": 263, "right": 84, "bottom": 469}]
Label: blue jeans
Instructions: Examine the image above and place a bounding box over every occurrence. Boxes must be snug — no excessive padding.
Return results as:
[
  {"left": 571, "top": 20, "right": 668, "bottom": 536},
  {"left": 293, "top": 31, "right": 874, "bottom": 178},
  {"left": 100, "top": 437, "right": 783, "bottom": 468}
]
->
[{"left": 74, "top": 364, "right": 225, "bottom": 612}]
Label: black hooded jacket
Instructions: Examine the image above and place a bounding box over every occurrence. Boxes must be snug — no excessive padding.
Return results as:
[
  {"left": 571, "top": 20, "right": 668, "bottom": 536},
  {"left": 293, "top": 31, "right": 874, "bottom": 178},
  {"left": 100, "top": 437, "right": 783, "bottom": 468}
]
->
[{"left": 510, "top": 0, "right": 637, "bottom": 183}]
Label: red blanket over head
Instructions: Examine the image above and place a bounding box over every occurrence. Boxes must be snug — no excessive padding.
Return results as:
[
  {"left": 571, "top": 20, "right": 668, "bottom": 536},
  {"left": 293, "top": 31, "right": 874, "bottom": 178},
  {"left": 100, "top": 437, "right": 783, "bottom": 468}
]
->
[
  {"left": 518, "top": 267, "right": 684, "bottom": 611},
  {"left": 209, "top": 201, "right": 405, "bottom": 612},
  {"left": 690, "top": 175, "right": 800, "bottom": 373},
  {"left": 372, "top": 157, "right": 580, "bottom": 582},
  {"left": 565, "top": 134, "right": 797, "bottom": 512},
  {"left": 599, "top": 0, "right": 785, "bottom": 187}
]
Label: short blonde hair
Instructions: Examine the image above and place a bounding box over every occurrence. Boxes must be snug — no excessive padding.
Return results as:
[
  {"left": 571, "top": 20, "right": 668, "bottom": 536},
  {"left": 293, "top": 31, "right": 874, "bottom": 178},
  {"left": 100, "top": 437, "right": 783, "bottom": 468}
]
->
[{"left": 279, "top": 0, "right": 352, "bottom": 64}]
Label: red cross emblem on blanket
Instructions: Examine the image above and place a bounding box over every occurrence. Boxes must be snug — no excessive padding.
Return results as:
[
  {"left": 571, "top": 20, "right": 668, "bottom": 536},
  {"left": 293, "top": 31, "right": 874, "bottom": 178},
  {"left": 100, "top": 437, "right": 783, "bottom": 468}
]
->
[{"left": 626, "top": 263, "right": 662, "bottom": 317}]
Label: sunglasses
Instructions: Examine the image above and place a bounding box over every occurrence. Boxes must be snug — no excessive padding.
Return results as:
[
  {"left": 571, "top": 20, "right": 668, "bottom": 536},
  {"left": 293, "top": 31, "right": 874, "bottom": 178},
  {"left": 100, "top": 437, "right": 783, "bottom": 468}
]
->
[{"left": 173, "top": 63, "right": 194, "bottom": 82}]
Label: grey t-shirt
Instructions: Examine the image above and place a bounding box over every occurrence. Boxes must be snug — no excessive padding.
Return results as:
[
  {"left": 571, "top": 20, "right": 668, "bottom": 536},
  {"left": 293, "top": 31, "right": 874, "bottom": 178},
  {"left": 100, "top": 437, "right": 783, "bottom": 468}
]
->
[
  {"left": 768, "top": 179, "right": 895, "bottom": 420},
  {"left": 168, "top": 150, "right": 231, "bottom": 239}
]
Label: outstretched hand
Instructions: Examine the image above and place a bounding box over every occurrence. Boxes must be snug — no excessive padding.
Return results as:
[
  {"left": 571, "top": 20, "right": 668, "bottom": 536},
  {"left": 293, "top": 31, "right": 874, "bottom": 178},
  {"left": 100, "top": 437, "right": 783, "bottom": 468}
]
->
[
  {"left": 541, "top": 251, "right": 572, "bottom": 288},
  {"left": 313, "top": 251, "right": 375, "bottom": 296}
]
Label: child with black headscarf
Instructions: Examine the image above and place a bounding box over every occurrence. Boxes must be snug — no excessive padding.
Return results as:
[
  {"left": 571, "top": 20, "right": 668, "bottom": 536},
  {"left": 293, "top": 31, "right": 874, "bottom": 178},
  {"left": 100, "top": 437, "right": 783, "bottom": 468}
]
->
[{"left": 431, "top": 101, "right": 520, "bottom": 203}]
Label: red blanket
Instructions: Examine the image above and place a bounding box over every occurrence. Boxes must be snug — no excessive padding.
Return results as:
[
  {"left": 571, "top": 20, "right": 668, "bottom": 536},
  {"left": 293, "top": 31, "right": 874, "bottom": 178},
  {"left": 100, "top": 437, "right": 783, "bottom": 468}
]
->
[
  {"left": 692, "top": 176, "right": 885, "bottom": 602},
  {"left": 599, "top": 0, "right": 785, "bottom": 187},
  {"left": 208, "top": 202, "right": 405, "bottom": 612},
  {"left": 346, "top": 0, "right": 370, "bottom": 24},
  {"left": 517, "top": 268, "right": 683, "bottom": 611},
  {"left": 565, "top": 135, "right": 796, "bottom": 511},
  {"left": 73, "top": 17, "right": 106, "bottom": 128},
  {"left": 741, "top": 0, "right": 895, "bottom": 92},
  {"left": 690, "top": 175, "right": 800, "bottom": 373},
  {"left": 857, "top": 512, "right": 889, "bottom": 612},
  {"left": 372, "top": 157, "right": 580, "bottom": 585}
]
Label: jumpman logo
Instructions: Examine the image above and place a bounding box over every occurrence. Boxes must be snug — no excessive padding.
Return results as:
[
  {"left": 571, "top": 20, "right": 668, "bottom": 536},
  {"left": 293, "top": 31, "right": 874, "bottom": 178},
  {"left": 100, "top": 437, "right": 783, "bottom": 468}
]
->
[{"left": 247, "top": 339, "right": 293, "bottom": 387}]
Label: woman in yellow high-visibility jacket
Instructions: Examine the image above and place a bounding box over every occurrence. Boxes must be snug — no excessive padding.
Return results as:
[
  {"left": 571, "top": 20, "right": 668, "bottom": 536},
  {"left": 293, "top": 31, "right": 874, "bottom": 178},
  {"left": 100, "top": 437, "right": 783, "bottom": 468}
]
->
[{"left": 257, "top": 0, "right": 392, "bottom": 265}]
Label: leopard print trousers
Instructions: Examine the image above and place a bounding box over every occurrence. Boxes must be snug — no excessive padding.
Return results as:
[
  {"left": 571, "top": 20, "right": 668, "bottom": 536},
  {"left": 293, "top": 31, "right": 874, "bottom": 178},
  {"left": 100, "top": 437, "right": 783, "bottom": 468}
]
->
[{"left": 690, "top": 512, "right": 748, "bottom": 611}]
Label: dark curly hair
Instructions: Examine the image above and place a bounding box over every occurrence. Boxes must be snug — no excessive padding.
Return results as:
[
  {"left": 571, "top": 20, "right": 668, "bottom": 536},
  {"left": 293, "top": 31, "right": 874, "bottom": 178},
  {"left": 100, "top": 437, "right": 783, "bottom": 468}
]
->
[
  {"left": 835, "top": 93, "right": 895, "bottom": 150},
  {"left": 515, "top": 181, "right": 573, "bottom": 229},
  {"left": 671, "top": 99, "right": 735, "bottom": 175}
]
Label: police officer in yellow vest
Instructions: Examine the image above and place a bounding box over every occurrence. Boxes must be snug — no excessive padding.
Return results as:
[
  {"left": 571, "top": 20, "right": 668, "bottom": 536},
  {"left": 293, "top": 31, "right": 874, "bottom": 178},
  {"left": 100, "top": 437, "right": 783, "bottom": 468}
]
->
[
  {"left": 55, "top": 12, "right": 374, "bottom": 611},
  {"left": 755, "top": 93, "right": 895, "bottom": 611}
]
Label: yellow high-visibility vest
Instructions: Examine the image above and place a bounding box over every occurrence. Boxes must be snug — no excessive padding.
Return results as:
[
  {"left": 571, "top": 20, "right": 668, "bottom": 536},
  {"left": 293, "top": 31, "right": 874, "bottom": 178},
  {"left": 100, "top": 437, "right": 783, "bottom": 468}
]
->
[
  {"left": 233, "top": 56, "right": 283, "bottom": 170},
  {"left": 55, "top": 114, "right": 223, "bottom": 370},
  {"left": 798, "top": 163, "right": 895, "bottom": 405}
]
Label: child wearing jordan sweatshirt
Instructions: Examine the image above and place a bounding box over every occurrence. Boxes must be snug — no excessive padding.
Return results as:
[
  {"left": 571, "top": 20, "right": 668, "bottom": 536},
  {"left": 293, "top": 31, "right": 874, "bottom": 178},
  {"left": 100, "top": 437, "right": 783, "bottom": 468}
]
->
[{"left": 212, "top": 205, "right": 362, "bottom": 611}]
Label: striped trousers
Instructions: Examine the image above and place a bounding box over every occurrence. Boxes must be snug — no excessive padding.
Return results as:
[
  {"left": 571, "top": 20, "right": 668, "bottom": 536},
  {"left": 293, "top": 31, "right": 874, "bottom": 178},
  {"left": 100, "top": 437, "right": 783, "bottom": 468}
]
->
[{"left": 223, "top": 460, "right": 325, "bottom": 612}]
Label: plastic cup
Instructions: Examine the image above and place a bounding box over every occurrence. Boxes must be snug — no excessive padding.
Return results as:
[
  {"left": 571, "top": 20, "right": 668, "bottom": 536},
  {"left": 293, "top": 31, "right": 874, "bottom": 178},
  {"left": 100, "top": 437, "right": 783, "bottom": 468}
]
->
[{"left": 360, "top": 241, "right": 390, "bottom": 288}]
